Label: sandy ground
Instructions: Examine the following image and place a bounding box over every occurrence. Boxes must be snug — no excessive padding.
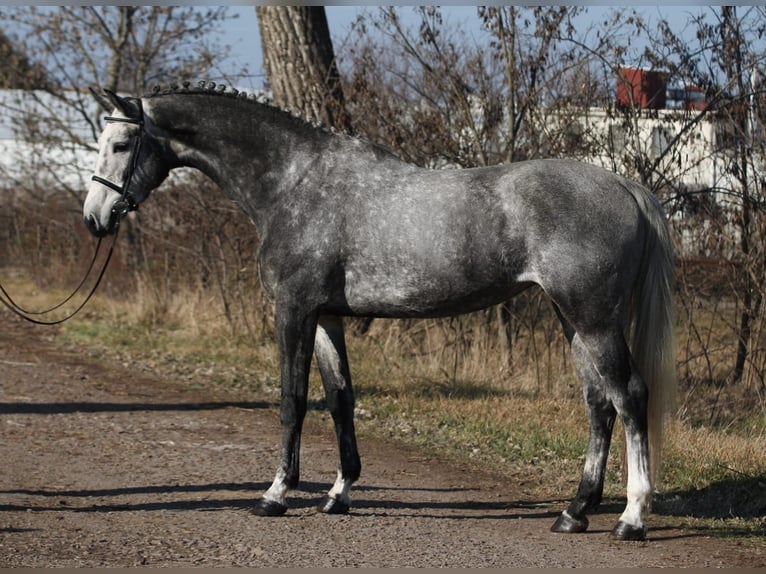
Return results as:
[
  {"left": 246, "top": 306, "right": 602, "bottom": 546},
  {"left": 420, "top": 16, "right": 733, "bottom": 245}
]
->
[{"left": 0, "top": 312, "right": 762, "bottom": 567}]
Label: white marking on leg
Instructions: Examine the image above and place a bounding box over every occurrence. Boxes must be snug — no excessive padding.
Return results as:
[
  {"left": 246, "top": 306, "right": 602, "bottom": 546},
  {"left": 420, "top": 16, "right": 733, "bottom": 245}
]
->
[
  {"left": 327, "top": 469, "right": 353, "bottom": 506},
  {"left": 314, "top": 326, "right": 345, "bottom": 388},
  {"left": 619, "top": 434, "right": 651, "bottom": 528},
  {"left": 263, "top": 468, "right": 290, "bottom": 507}
]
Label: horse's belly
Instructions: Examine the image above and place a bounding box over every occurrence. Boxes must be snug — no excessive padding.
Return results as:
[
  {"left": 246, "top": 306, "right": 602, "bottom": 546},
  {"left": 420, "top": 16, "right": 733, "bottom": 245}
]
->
[{"left": 339, "top": 265, "right": 531, "bottom": 318}]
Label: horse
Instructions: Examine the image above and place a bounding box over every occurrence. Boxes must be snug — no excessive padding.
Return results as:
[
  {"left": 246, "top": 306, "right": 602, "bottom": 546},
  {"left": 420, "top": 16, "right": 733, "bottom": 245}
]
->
[{"left": 83, "top": 83, "right": 675, "bottom": 541}]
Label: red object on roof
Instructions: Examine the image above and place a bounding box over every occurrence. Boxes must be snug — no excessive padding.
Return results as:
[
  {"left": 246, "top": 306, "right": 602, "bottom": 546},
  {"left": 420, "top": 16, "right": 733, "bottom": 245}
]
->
[{"left": 616, "top": 67, "right": 667, "bottom": 110}]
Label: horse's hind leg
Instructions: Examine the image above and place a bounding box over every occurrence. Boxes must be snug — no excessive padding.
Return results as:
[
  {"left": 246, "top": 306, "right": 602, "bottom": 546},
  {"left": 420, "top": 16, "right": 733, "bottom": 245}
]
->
[
  {"left": 556, "top": 326, "right": 651, "bottom": 540},
  {"left": 551, "top": 328, "right": 616, "bottom": 534},
  {"left": 314, "top": 315, "right": 361, "bottom": 514}
]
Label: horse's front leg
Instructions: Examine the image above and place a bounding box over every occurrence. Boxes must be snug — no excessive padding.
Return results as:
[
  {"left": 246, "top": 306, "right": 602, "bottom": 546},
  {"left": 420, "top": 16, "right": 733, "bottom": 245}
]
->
[
  {"left": 314, "top": 315, "right": 361, "bottom": 514},
  {"left": 252, "top": 305, "right": 318, "bottom": 517}
]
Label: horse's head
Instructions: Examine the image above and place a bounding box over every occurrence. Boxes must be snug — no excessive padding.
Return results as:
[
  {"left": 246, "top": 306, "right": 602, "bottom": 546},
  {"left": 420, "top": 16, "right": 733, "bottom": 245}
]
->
[{"left": 84, "top": 88, "right": 170, "bottom": 237}]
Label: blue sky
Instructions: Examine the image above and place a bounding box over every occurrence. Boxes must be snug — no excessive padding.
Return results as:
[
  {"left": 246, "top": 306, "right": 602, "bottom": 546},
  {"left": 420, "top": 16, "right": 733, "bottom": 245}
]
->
[{"left": 221, "top": 5, "right": 712, "bottom": 91}]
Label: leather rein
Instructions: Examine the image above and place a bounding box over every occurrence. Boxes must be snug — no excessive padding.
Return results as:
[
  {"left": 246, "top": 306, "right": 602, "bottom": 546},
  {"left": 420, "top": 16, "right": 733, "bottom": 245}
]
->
[{"left": 0, "top": 99, "right": 145, "bottom": 325}]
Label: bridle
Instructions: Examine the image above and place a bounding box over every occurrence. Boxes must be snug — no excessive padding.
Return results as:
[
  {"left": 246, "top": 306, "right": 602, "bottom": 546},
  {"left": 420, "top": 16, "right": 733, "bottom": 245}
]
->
[
  {"left": 0, "top": 98, "right": 146, "bottom": 325},
  {"left": 91, "top": 96, "right": 146, "bottom": 219}
]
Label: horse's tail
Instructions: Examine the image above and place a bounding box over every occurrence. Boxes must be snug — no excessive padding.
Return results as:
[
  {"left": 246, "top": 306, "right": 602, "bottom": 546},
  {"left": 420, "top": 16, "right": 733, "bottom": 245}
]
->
[{"left": 626, "top": 182, "right": 677, "bottom": 488}]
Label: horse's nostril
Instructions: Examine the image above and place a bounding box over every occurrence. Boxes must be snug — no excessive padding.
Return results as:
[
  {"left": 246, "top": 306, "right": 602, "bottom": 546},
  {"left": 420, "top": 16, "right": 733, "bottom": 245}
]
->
[{"left": 84, "top": 214, "right": 107, "bottom": 238}]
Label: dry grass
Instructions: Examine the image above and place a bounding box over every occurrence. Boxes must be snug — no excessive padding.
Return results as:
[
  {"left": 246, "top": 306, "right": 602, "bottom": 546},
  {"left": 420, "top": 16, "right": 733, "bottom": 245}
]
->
[{"left": 657, "top": 422, "right": 766, "bottom": 537}]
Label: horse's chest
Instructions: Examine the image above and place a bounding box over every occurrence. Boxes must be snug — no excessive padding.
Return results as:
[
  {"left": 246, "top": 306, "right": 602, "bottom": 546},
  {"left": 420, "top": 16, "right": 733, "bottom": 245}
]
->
[{"left": 256, "top": 224, "right": 339, "bottom": 301}]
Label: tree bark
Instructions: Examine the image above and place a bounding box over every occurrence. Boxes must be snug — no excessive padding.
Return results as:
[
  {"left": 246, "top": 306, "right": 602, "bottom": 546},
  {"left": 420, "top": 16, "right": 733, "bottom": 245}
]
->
[
  {"left": 256, "top": 6, "right": 351, "bottom": 132},
  {"left": 721, "top": 6, "right": 757, "bottom": 384},
  {"left": 104, "top": 7, "right": 136, "bottom": 95}
]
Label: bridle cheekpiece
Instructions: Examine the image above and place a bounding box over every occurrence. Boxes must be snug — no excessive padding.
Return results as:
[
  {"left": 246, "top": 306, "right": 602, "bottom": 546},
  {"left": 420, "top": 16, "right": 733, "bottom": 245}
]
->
[{"left": 91, "top": 97, "right": 145, "bottom": 219}]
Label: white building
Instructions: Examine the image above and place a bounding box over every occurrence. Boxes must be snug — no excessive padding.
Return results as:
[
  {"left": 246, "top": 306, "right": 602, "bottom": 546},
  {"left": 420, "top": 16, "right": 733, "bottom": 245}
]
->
[
  {"left": 0, "top": 89, "right": 97, "bottom": 195},
  {"left": 556, "top": 67, "right": 764, "bottom": 257}
]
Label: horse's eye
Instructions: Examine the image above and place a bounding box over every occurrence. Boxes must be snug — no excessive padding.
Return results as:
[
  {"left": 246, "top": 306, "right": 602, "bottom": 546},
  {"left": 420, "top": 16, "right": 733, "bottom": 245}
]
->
[{"left": 112, "top": 141, "right": 131, "bottom": 154}]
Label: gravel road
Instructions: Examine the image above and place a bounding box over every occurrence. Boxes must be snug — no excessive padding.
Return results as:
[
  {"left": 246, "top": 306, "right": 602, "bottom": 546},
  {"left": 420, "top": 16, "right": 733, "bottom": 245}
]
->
[{"left": 0, "top": 313, "right": 761, "bottom": 567}]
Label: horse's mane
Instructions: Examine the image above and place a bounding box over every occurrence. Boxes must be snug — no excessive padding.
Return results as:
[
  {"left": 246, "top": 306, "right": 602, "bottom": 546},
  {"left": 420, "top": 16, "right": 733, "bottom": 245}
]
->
[
  {"left": 145, "top": 80, "right": 340, "bottom": 136},
  {"left": 143, "top": 80, "right": 403, "bottom": 162}
]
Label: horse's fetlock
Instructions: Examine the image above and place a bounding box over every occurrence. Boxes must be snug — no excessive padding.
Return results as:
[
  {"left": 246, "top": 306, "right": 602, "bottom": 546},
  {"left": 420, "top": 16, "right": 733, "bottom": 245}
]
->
[
  {"left": 317, "top": 495, "right": 350, "bottom": 515},
  {"left": 344, "top": 462, "right": 361, "bottom": 483},
  {"left": 284, "top": 474, "right": 300, "bottom": 489}
]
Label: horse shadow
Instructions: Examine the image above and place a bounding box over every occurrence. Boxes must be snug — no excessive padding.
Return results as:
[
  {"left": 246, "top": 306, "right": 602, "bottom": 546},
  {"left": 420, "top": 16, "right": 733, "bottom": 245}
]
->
[
  {"left": 0, "top": 479, "right": 565, "bottom": 522},
  {"left": 651, "top": 474, "right": 766, "bottom": 538},
  {"left": 0, "top": 481, "right": 274, "bottom": 513},
  {"left": 1, "top": 478, "right": 761, "bottom": 541},
  {"left": 0, "top": 400, "right": 274, "bottom": 415}
]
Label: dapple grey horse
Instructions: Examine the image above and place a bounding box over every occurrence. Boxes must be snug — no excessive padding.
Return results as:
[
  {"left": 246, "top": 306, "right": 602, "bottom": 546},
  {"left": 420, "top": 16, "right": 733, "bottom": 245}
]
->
[{"left": 83, "top": 84, "right": 675, "bottom": 540}]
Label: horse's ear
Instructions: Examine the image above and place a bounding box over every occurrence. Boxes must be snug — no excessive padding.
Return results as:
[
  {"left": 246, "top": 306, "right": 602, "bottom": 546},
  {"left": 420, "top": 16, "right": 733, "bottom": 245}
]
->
[
  {"left": 90, "top": 87, "right": 140, "bottom": 119},
  {"left": 90, "top": 87, "right": 114, "bottom": 113}
]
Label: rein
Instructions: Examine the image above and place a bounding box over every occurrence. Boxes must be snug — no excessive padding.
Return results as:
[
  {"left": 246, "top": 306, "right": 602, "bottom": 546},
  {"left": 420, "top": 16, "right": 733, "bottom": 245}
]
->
[
  {"left": 0, "top": 98, "right": 144, "bottom": 326},
  {"left": 0, "top": 233, "right": 119, "bottom": 326}
]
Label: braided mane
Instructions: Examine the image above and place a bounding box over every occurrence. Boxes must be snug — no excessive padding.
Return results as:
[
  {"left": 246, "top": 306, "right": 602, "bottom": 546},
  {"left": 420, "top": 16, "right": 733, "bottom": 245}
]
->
[{"left": 144, "top": 80, "right": 340, "bottom": 135}]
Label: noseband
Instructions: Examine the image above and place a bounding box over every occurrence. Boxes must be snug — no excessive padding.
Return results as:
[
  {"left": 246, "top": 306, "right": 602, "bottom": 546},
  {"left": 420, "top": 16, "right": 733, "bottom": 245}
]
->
[{"left": 91, "top": 97, "right": 145, "bottom": 217}]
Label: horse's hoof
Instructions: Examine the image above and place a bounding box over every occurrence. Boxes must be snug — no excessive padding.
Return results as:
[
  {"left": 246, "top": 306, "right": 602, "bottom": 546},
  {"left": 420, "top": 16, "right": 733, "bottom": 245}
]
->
[
  {"left": 317, "top": 495, "right": 350, "bottom": 515},
  {"left": 611, "top": 520, "right": 647, "bottom": 541},
  {"left": 550, "top": 511, "right": 589, "bottom": 533},
  {"left": 251, "top": 499, "right": 288, "bottom": 517}
]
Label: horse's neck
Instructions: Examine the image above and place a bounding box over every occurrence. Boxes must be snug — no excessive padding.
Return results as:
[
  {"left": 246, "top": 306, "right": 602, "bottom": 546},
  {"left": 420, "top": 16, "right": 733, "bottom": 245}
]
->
[{"left": 147, "top": 94, "right": 321, "bottom": 229}]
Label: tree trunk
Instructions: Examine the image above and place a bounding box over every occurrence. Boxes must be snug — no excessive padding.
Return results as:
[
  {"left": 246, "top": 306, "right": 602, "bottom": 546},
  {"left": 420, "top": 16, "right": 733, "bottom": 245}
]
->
[
  {"left": 105, "top": 7, "right": 136, "bottom": 94},
  {"left": 256, "top": 6, "right": 352, "bottom": 132},
  {"left": 721, "top": 6, "right": 756, "bottom": 384}
]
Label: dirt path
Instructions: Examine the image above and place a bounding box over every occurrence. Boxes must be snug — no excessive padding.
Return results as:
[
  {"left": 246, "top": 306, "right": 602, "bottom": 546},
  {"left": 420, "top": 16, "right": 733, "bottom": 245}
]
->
[{"left": 0, "top": 313, "right": 761, "bottom": 567}]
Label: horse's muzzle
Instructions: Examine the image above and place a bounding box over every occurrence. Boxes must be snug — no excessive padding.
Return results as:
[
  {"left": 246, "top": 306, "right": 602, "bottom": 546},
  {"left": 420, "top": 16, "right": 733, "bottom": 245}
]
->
[
  {"left": 84, "top": 213, "right": 109, "bottom": 238},
  {"left": 84, "top": 200, "right": 131, "bottom": 237}
]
